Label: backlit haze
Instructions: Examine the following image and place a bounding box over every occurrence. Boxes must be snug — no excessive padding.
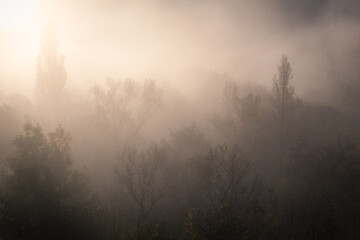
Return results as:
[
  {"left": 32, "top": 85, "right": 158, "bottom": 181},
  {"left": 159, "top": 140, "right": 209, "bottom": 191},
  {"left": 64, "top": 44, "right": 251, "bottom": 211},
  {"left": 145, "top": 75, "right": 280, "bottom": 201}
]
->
[{"left": 1, "top": 0, "right": 359, "bottom": 100}]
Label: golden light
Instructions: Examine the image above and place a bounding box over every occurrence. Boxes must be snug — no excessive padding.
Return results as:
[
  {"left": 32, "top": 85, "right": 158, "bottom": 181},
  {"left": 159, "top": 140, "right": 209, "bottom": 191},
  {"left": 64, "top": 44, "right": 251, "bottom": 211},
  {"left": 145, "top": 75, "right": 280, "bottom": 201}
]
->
[
  {"left": 0, "top": 0, "right": 43, "bottom": 96},
  {"left": 0, "top": 0, "right": 38, "bottom": 30}
]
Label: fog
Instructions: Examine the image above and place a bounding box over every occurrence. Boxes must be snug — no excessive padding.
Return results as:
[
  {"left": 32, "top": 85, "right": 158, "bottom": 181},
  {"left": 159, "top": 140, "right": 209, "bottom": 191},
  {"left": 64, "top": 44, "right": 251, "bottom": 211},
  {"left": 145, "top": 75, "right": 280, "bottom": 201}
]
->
[
  {"left": 1, "top": 0, "right": 359, "bottom": 96},
  {"left": 1, "top": 0, "right": 360, "bottom": 239}
]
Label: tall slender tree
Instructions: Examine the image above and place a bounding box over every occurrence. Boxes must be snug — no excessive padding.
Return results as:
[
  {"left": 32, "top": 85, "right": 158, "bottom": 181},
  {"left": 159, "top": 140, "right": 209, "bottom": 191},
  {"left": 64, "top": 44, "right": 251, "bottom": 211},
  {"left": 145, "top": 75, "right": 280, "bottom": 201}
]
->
[
  {"left": 35, "top": 23, "right": 67, "bottom": 109},
  {"left": 272, "top": 54, "right": 296, "bottom": 138}
]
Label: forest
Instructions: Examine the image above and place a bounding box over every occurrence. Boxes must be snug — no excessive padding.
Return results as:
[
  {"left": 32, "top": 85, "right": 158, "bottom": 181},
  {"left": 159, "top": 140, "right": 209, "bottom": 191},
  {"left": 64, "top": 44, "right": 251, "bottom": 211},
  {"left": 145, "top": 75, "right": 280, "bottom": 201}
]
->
[{"left": 0, "top": 0, "right": 360, "bottom": 239}]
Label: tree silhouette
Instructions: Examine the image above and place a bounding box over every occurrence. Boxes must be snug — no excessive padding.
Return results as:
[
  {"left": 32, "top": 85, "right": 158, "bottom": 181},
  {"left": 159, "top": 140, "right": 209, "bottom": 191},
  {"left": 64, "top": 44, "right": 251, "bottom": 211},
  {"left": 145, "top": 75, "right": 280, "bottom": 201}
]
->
[
  {"left": 185, "top": 145, "right": 267, "bottom": 239},
  {"left": 92, "top": 78, "right": 162, "bottom": 147},
  {"left": 0, "top": 122, "right": 95, "bottom": 240},
  {"left": 114, "top": 146, "right": 174, "bottom": 238},
  {"left": 211, "top": 81, "right": 263, "bottom": 146},
  {"left": 272, "top": 54, "right": 296, "bottom": 138},
  {"left": 282, "top": 137, "right": 360, "bottom": 239},
  {"left": 34, "top": 23, "right": 67, "bottom": 110}
]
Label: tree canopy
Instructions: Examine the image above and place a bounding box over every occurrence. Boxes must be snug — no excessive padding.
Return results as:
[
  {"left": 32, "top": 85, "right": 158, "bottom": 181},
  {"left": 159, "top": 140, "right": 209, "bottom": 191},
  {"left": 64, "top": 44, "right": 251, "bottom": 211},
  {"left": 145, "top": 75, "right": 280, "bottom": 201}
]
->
[{"left": 0, "top": 122, "right": 95, "bottom": 240}]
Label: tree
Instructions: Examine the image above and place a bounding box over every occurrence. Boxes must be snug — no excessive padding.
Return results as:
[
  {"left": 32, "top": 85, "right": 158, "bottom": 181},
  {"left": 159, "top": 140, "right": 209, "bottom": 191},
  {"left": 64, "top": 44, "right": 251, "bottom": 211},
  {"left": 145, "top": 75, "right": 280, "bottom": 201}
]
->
[
  {"left": 34, "top": 23, "right": 67, "bottom": 110},
  {"left": 168, "top": 124, "right": 210, "bottom": 160},
  {"left": 211, "top": 81, "right": 263, "bottom": 145},
  {"left": 280, "top": 137, "right": 360, "bottom": 240},
  {"left": 162, "top": 124, "right": 210, "bottom": 231},
  {"left": 0, "top": 105, "right": 21, "bottom": 163},
  {"left": 92, "top": 78, "right": 162, "bottom": 148},
  {"left": 193, "top": 145, "right": 261, "bottom": 211},
  {"left": 185, "top": 145, "right": 269, "bottom": 240},
  {"left": 0, "top": 122, "right": 95, "bottom": 240},
  {"left": 114, "top": 146, "right": 175, "bottom": 239},
  {"left": 328, "top": 43, "right": 360, "bottom": 119},
  {"left": 272, "top": 54, "right": 296, "bottom": 138}
]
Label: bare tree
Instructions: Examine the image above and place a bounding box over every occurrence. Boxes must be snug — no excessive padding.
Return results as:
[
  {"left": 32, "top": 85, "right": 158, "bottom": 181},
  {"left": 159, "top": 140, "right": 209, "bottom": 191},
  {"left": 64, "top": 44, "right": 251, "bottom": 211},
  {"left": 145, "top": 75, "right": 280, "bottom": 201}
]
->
[
  {"left": 211, "top": 80, "right": 262, "bottom": 146},
  {"left": 114, "top": 146, "right": 174, "bottom": 237},
  {"left": 185, "top": 145, "right": 266, "bottom": 239},
  {"left": 194, "top": 145, "right": 261, "bottom": 210},
  {"left": 92, "top": 78, "right": 162, "bottom": 148},
  {"left": 272, "top": 54, "right": 296, "bottom": 138}
]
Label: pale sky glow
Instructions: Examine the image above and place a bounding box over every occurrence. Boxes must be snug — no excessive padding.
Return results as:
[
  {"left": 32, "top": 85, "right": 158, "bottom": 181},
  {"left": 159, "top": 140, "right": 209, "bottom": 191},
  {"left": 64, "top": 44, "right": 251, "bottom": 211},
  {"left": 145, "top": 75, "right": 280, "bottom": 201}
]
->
[
  {"left": 0, "top": 0, "right": 359, "bottom": 100},
  {"left": 0, "top": 0, "right": 39, "bottom": 29},
  {"left": 0, "top": 0, "right": 43, "bottom": 95}
]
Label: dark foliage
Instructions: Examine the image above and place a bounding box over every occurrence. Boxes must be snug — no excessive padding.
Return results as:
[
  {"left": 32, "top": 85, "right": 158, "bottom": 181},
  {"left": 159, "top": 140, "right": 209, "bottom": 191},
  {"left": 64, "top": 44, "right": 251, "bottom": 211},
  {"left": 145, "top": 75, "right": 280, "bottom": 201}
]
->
[{"left": 0, "top": 122, "right": 96, "bottom": 240}]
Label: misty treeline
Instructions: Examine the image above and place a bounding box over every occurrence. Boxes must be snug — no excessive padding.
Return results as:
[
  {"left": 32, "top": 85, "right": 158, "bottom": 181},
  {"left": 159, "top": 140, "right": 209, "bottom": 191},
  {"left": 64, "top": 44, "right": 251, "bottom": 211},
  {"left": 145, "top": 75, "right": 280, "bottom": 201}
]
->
[{"left": 1, "top": 25, "right": 360, "bottom": 240}]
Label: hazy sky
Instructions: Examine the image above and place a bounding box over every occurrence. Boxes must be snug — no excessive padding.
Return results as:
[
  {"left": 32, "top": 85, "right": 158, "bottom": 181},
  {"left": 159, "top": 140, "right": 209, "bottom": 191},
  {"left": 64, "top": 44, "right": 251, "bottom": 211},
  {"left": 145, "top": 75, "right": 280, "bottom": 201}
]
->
[{"left": 0, "top": 0, "right": 359, "bottom": 100}]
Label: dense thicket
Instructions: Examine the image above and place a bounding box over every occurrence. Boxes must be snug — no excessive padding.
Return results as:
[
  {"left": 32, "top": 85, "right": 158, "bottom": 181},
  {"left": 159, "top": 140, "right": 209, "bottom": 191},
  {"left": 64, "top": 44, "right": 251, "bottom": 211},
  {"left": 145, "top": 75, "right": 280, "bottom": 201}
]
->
[{"left": 0, "top": 123, "right": 95, "bottom": 239}]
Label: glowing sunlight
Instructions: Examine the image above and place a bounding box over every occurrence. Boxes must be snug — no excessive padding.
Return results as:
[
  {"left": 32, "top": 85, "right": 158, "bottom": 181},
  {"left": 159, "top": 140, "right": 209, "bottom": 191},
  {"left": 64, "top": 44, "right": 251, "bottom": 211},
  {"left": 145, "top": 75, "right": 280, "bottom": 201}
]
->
[{"left": 0, "top": 0, "right": 39, "bottom": 30}]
